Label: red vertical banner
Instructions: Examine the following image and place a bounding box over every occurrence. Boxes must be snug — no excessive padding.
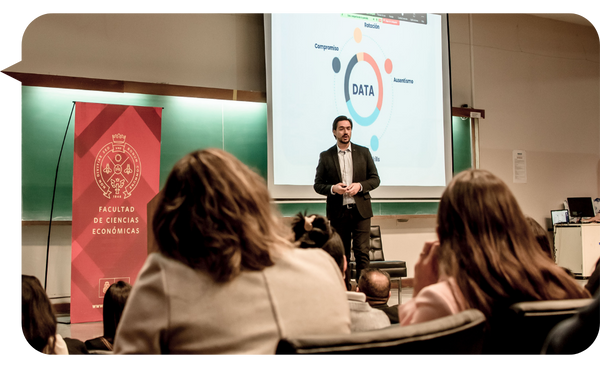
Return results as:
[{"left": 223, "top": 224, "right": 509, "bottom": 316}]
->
[{"left": 71, "top": 102, "right": 162, "bottom": 323}]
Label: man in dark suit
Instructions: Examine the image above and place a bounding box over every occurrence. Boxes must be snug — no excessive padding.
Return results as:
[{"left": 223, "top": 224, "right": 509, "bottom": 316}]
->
[{"left": 314, "top": 115, "right": 380, "bottom": 291}]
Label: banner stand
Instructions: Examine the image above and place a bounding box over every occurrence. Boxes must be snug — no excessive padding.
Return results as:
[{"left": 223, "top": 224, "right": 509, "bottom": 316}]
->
[{"left": 71, "top": 102, "right": 162, "bottom": 323}]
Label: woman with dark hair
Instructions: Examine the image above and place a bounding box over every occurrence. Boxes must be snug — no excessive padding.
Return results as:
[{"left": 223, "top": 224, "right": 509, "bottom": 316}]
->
[
  {"left": 114, "top": 149, "right": 350, "bottom": 354},
  {"left": 22, "top": 275, "right": 68, "bottom": 354},
  {"left": 85, "top": 281, "right": 132, "bottom": 351},
  {"left": 290, "top": 212, "right": 346, "bottom": 275},
  {"left": 399, "top": 169, "right": 589, "bottom": 326},
  {"left": 526, "top": 216, "right": 554, "bottom": 261},
  {"left": 290, "top": 211, "right": 332, "bottom": 249}
]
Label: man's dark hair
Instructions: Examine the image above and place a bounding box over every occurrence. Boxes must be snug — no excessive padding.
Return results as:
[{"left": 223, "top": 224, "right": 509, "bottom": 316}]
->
[{"left": 332, "top": 115, "right": 353, "bottom": 131}]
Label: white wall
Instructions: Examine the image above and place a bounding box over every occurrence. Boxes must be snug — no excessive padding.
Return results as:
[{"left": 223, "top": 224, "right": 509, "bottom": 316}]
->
[
  {"left": 451, "top": 14, "right": 599, "bottom": 225},
  {"left": 375, "top": 14, "right": 599, "bottom": 278},
  {"left": 6, "top": 14, "right": 267, "bottom": 92},
  {"left": 15, "top": 14, "right": 600, "bottom": 289},
  {"left": 22, "top": 224, "right": 71, "bottom": 300}
]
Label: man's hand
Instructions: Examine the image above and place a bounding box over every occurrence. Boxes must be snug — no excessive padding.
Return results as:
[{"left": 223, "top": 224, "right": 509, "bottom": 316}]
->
[
  {"left": 345, "top": 183, "right": 361, "bottom": 196},
  {"left": 332, "top": 183, "right": 347, "bottom": 195},
  {"left": 333, "top": 183, "right": 361, "bottom": 196}
]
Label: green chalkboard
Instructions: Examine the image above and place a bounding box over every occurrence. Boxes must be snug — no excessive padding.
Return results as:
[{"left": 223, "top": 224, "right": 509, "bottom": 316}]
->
[
  {"left": 21, "top": 86, "right": 471, "bottom": 221},
  {"left": 452, "top": 116, "right": 473, "bottom": 175},
  {"left": 21, "top": 86, "right": 267, "bottom": 221},
  {"left": 276, "top": 201, "right": 441, "bottom": 217}
]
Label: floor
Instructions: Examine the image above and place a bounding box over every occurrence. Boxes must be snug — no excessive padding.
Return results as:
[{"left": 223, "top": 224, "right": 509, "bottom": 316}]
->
[{"left": 56, "top": 284, "right": 415, "bottom": 342}]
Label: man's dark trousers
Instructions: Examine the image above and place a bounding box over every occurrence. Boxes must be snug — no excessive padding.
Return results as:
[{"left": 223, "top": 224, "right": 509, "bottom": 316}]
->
[{"left": 330, "top": 204, "right": 370, "bottom": 291}]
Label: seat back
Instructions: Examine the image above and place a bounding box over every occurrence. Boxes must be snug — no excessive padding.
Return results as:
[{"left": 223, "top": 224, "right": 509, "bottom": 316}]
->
[
  {"left": 276, "top": 309, "right": 486, "bottom": 354},
  {"left": 368, "top": 225, "right": 385, "bottom": 261},
  {"left": 482, "top": 298, "right": 594, "bottom": 354},
  {"left": 350, "top": 225, "right": 384, "bottom": 263}
]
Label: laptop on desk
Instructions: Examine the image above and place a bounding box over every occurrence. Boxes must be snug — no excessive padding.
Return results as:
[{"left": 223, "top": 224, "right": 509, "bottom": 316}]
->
[{"left": 551, "top": 209, "right": 569, "bottom": 226}]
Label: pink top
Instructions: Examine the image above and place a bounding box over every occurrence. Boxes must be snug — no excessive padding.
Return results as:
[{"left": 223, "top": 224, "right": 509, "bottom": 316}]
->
[{"left": 398, "top": 276, "right": 467, "bottom": 326}]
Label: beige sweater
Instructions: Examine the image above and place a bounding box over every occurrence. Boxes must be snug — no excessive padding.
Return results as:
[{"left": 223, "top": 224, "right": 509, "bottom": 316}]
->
[{"left": 114, "top": 247, "right": 351, "bottom": 354}]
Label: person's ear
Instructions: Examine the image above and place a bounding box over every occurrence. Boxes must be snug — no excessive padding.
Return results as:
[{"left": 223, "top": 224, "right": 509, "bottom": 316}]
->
[{"left": 343, "top": 255, "right": 347, "bottom": 273}]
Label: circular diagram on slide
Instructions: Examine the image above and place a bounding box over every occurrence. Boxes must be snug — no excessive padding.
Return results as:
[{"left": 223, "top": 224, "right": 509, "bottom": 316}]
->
[{"left": 331, "top": 27, "right": 394, "bottom": 151}]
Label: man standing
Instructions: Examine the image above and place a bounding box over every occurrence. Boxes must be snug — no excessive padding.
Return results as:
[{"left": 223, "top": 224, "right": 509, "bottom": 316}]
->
[{"left": 314, "top": 115, "right": 380, "bottom": 291}]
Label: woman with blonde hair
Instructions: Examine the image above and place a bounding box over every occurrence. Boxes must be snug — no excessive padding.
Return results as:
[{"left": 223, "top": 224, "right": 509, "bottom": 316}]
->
[
  {"left": 114, "top": 149, "right": 350, "bottom": 354},
  {"left": 399, "top": 169, "right": 589, "bottom": 326}
]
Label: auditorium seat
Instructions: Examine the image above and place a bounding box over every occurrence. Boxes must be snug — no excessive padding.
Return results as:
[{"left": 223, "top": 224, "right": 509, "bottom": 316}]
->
[
  {"left": 276, "top": 308, "right": 486, "bottom": 354},
  {"left": 482, "top": 298, "right": 594, "bottom": 354}
]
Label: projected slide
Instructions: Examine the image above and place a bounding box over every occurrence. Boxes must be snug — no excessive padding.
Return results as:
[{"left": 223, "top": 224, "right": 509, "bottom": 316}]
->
[{"left": 268, "top": 13, "right": 451, "bottom": 199}]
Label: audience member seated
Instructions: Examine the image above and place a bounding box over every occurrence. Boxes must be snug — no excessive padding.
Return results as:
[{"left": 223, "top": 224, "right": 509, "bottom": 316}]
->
[
  {"left": 527, "top": 216, "right": 575, "bottom": 278},
  {"left": 85, "top": 281, "right": 132, "bottom": 352},
  {"left": 17, "top": 275, "right": 87, "bottom": 358},
  {"left": 113, "top": 149, "right": 351, "bottom": 354},
  {"left": 398, "top": 169, "right": 590, "bottom": 327},
  {"left": 291, "top": 213, "right": 390, "bottom": 332},
  {"left": 526, "top": 216, "right": 553, "bottom": 260},
  {"left": 357, "top": 268, "right": 399, "bottom": 324}
]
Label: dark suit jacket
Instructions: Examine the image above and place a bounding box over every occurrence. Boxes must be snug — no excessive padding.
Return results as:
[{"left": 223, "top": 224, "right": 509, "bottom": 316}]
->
[
  {"left": 314, "top": 143, "right": 380, "bottom": 220},
  {"left": 371, "top": 303, "right": 400, "bottom": 324}
]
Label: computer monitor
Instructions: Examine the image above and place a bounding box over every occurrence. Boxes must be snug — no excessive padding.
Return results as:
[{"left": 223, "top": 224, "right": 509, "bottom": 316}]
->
[
  {"left": 566, "top": 197, "right": 596, "bottom": 218},
  {"left": 551, "top": 209, "right": 569, "bottom": 225}
]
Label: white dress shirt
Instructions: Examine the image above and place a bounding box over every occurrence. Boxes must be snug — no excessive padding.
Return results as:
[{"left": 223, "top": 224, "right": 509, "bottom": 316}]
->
[{"left": 337, "top": 143, "right": 355, "bottom": 205}]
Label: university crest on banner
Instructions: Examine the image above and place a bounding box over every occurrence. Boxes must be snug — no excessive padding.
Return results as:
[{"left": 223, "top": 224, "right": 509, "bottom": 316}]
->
[
  {"left": 71, "top": 102, "right": 162, "bottom": 323},
  {"left": 94, "top": 133, "right": 141, "bottom": 199}
]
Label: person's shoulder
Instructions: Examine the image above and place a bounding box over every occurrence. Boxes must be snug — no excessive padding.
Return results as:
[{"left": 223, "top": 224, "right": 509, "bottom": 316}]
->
[
  {"left": 141, "top": 251, "right": 197, "bottom": 280},
  {"left": 280, "top": 247, "right": 340, "bottom": 274},
  {"left": 417, "top": 277, "right": 466, "bottom": 309},
  {"left": 321, "top": 145, "right": 337, "bottom": 155},
  {"left": 144, "top": 251, "right": 173, "bottom": 269},
  {"left": 351, "top": 143, "right": 370, "bottom": 152},
  {"left": 287, "top": 246, "right": 332, "bottom": 264},
  {"left": 346, "top": 291, "right": 367, "bottom": 303},
  {"left": 421, "top": 277, "right": 454, "bottom": 294}
]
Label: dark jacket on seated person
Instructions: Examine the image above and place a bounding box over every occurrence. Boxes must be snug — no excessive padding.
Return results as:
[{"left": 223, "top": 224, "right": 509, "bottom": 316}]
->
[{"left": 366, "top": 296, "right": 399, "bottom": 324}]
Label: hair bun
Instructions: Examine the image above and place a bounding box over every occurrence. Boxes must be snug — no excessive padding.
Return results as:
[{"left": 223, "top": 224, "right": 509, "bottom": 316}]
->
[{"left": 303, "top": 215, "right": 316, "bottom": 231}]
